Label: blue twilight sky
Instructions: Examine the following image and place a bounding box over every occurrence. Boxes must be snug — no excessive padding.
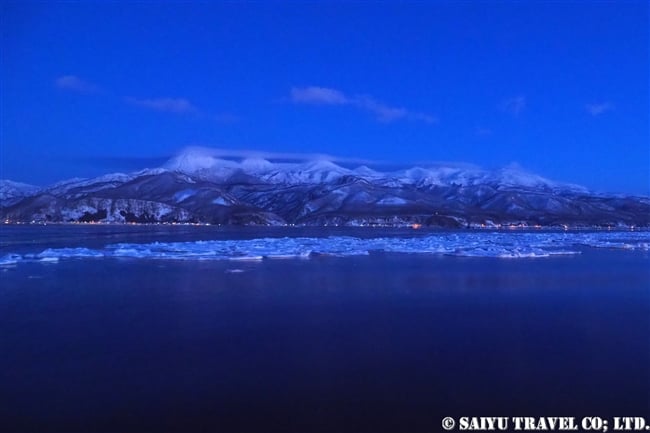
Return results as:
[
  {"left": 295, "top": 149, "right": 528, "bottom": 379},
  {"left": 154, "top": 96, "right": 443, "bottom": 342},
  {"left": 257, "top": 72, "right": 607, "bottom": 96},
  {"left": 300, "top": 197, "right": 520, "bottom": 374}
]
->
[{"left": 1, "top": 1, "right": 648, "bottom": 194}]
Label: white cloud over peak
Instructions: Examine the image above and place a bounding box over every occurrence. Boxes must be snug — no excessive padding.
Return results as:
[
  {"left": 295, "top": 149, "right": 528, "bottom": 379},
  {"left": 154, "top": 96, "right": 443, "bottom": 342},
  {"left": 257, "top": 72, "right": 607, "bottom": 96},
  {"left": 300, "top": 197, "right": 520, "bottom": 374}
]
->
[
  {"left": 290, "top": 86, "right": 437, "bottom": 124},
  {"left": 170, "top": 146, "right": 379, "bottom": 166}
]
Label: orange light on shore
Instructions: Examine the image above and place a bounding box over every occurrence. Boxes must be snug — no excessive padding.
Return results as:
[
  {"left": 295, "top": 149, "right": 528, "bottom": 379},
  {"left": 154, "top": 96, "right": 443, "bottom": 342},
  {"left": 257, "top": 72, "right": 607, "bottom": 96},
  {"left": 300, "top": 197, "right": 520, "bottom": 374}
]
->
[{"left": 412, "top": 223, "right": 422, "bottom": 229}]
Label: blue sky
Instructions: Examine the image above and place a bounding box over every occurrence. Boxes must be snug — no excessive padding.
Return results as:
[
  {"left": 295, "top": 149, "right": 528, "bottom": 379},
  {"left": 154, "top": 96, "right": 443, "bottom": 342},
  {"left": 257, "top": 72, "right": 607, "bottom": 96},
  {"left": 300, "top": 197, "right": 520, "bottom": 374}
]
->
[{"left": 1, "top": 1, "right": 648, "bottom": 194}]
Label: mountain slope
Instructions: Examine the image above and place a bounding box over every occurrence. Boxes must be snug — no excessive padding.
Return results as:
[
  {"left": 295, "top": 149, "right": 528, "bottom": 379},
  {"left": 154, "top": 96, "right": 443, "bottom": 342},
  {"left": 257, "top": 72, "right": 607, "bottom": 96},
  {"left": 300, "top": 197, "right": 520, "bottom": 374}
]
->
[{"left": 0, "top": 180, "right": 41, "bottom": 207}]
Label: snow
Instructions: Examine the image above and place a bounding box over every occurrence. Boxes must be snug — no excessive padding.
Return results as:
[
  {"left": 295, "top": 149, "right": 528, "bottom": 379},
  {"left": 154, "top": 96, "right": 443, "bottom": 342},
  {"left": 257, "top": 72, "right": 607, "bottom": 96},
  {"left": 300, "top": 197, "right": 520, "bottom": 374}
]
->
[
  {"left": 388, "top": 166, "right": 484, "bottom": 187},
  {"left": 174, "top": 189, "right": 196, "bottom": 203},
  {"left": 0, "top": 180, "right": 41, "bottom": 204},
  {"left": 163, "top": 148, "right": 243, "bottom": 182},
  {"left": 378, "top": 196, "right": 407, "bottom": 205},
  {"left": 240, "top": 158, "right": 274, "bottom": 172},
  {"left": 164, "top": 148, "right": 235, "bottom": 172},
  {"left": 353, "top": 165, "right": 381, "bottom": 177},
  {"left": 211, "top": 197, "right": 230, "bottom": 206},
  {"left": 60, "top": 204, "right": 101, "bottom": 221},
  {"left": 260, "top": 160, "right": 351, "bottom": 184},
  {"left": 161, "top": 149, "right": 352, "bottom": 185},
  {"left": 378, "top": 163, "right": 590, "bottom": 193},
  {"left": 42, "top": 173, "right": 133, "bottom": 196}
]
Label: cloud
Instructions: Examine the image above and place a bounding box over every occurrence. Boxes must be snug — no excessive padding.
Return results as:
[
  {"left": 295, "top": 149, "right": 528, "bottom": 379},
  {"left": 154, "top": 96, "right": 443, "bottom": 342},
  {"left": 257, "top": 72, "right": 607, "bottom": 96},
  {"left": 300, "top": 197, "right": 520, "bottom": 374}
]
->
[
  {"left": 173, "top": 145, "right": 378, "bottom": 165},
  {"left": 354, "top": 95, "right": 408, "bottom": 122},
  {"left": 500, "top": 95, "right": 526, "bottom": 116},
  {"left": 167, "top": 146, "right": 479, "bottom": 171},
  {"left": 290, "top": 86, "right": 437, "bottom": 124},
  {"left": 54, "top": 77, "right": 237, "bottom": 121},
  {"left": 290, "top": 86, "right": 349, "bottom": 105},
  {"left": 126, "top": 97, "right": 238, "bottom": 120},
  {"left": 72, "top": 145, "right": 483, "bottom": 174},
  {"left": 55, "top": 75, "right": 100, "bottom": 93},
  {"left": 585, "top": 102, "right": 614, "bottom": 116},
  {"left": 126, "top": 97, "right": 199, "bottom": 114}
]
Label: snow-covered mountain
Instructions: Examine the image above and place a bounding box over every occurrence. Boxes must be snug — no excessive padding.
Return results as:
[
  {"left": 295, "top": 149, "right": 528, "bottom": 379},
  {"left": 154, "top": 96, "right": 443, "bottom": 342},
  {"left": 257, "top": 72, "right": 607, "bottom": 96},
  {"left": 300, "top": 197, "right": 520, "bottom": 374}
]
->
[
  {"left": 0, "top": 180, "right": 41, "bottom": 207},
  {"left": 164, "top": 149, "right": 356, "bottom": 184},
  {"left": 162, "top": 148, "right": 587, "bottom": 192},
  {"left": 2, "top": 150, "right": 648, "bottom": 227}
]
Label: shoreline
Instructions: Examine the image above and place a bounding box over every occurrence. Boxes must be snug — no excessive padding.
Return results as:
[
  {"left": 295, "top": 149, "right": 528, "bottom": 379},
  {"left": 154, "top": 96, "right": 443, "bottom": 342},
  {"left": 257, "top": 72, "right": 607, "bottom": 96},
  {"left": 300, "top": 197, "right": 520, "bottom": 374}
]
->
[{"left": 2, "top": 220, "right": 647, "bottom": 231}]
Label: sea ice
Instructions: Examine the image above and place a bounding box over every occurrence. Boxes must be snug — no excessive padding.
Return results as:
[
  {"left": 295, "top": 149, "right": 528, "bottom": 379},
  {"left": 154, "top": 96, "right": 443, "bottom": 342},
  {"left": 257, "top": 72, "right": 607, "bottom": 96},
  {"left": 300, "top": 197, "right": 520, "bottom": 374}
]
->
[{"left": 4, "top": 231, "right": 649, "bottom": 265}]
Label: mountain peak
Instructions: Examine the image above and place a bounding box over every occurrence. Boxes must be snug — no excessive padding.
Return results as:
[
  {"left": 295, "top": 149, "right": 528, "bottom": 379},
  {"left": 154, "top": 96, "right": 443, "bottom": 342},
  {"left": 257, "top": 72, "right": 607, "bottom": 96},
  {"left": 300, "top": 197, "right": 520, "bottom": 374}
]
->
[{"left": 163, "top": 148, "right": 239, "bottom": 174}]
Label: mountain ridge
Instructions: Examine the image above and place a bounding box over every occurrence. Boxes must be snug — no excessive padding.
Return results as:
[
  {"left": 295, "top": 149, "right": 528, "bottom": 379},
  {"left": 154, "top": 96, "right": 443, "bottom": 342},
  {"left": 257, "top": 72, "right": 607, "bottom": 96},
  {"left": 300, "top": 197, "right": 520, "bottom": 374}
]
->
[{"left": 2, "top": 151, "right": 649, "bottom": 227}]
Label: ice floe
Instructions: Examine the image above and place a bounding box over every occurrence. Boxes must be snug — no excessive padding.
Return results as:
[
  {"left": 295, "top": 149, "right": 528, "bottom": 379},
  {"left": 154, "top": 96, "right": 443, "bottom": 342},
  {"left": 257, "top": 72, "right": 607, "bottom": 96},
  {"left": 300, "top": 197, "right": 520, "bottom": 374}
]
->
[{"left": 1, "top": 231, "right": 649, "bottom": 265}]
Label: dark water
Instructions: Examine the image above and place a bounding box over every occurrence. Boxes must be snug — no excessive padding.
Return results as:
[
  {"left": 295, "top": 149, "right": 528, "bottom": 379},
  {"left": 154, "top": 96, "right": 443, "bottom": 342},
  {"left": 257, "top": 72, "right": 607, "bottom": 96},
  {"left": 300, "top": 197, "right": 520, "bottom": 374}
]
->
[{"left": 1, "top": 226, "right": 649, "bottom": 432}]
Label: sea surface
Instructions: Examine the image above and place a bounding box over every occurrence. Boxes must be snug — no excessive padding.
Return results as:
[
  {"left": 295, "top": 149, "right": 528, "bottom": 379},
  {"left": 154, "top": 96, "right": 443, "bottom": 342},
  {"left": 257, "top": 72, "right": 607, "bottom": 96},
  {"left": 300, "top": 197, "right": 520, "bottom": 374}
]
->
[{"left": 1, "top": 225, "right": 649, "bottom": 432}]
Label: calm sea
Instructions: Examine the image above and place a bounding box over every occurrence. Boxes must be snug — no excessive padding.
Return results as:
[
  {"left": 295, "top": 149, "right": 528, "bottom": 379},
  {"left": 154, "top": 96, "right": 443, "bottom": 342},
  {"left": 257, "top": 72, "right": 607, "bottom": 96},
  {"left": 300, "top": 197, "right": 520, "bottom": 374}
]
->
[{"left": 1, "top": 225, "right": 649, "bottom": 432}]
